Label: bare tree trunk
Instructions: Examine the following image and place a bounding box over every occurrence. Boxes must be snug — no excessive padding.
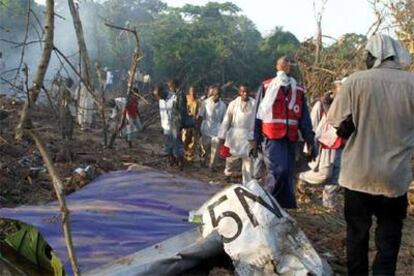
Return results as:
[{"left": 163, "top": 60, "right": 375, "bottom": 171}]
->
[
  {"left": 313, "top": 0, "right": 328, "bottom": 65},
  {"left": 67, "top": 0, "right": 94, "bottom": 92},
  {"left": 16, "top": 0, "right": 55, "bottom": 140},
  {"left": 127, "top": 29, "right": 141, "bottom": 96},
  {"left": 14, "top": 1, "right": 80, "bottom": 275},
  {"left": 28, "top": 129, "right": 79, "bottom": 276},
  {"left": 315, "top": 20, "right": 322, "bottom": 64},
  {"left": 68, "top": 0, "right": 109, "bottom": 145}
]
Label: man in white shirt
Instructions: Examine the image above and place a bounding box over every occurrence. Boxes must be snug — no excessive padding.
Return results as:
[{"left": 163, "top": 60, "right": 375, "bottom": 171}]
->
[
  {"left": 198, "top": 85, "right": 226, "bottom": 170},
  {"left": 218, "top": 84, "right": 255, "bottom": 184},
  {"left": 153, "top": 86, "right": 178, "bottom": 166}
]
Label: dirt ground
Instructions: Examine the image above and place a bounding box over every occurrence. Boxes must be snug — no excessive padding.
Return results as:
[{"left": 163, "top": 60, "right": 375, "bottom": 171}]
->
[{"left": 0, "top": 96, "right": 413, "bottom": 275}]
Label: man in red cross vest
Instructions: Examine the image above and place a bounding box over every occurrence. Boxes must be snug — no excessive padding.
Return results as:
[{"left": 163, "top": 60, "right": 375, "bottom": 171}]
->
[{"left": 251, "top": 56, "right": 316, "bottom": 209}]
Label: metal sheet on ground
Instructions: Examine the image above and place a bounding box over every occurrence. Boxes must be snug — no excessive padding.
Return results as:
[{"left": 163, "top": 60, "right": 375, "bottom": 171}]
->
[
  {"left": 84, "top": 228, "right": 223, "bottom": 276},
  {"left": 0, "top": 168, "right": 221, "bottom": 275}
]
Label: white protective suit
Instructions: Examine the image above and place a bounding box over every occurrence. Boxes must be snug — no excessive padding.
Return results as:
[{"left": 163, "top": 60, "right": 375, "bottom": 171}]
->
[
  {"left": 299, "top": 97, "right": 342, "bottom": 208},
  {"left": 198, "top": 97, "right": 226, "bottom": 168},
  {"left": 218, "top": 96, "right": 255, "bottom": 184},
  {"left": 300, "top": 101, "right": 335, "bottom": 184}
]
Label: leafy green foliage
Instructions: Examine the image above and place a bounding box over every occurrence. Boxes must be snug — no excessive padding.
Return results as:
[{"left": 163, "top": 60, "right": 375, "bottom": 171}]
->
[
  {"left": 327, "top": 33, "right": 367, "bottom": 60},
  {"left": 387, "top": 0, "right": 414, "bottom": 70},
  {"left": 5, "top": 223, "right": 64, "bottom": 275},
  {"left": 145, "top": 3, "right": 261, "bottom": 86},
  {"left": 258, "top": 27, "right": 301, "bottom": 80},
  {"left": 0, "top": 0, "right": 313, "bottom": 90},
  {"left": 73, "top": 0, "right": 302, "bottom": 89}
]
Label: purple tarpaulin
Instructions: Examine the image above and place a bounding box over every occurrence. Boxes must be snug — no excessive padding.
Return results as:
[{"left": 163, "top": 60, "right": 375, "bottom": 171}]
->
[{"left": 0, "top": 168, "right": 221, "bottom": 275}]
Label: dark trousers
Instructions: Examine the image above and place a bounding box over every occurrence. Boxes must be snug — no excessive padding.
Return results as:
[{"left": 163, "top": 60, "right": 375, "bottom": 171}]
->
[
  {"left": 344, "top": 188, "right": 407, "bottom": 276},
  {"left": 262, "top": 138, "right": 297, "bottom": 209}
]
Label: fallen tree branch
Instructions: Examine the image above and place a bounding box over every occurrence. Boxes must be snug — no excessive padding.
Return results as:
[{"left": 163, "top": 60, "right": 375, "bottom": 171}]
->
[
  {"left": 27, "top": 128, "right": 79, "bottom": 276},
  {"left": 13, "top": 1, "right": 81, "bottom": 275}
]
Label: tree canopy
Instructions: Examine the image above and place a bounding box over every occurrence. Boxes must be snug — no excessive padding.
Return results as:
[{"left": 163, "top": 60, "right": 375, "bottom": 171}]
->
[
  {"left": 1, "top": 0, "right": 306, "bottom": 90},
  {"left": 3, "top": 0, "right": 396, "bottom": 92}
]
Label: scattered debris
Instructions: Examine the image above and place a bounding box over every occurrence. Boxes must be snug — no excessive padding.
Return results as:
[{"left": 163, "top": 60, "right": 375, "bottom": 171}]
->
[
  {"left": 0, "top": 96, "right": 413, "bottom": 274},
  {"left": 192, "top": 180, "right": 332, "bottom": 275}
]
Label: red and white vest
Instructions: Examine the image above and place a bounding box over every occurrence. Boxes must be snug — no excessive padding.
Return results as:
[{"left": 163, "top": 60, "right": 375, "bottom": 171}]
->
[{"left": 261, "top": 78, "right": 304, "bottom": 142}]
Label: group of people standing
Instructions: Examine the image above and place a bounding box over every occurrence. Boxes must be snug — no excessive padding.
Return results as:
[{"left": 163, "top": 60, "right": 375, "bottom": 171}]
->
[
  {"left": 152, "top": 33, "right": 413, "bottom": 276},
  {"left": 154, "top": 80, "right": 258, "bottom": 182},
  {"left": 48, "top": 32, "right": 412, "bottom": 276},
  {"left": 153, "top": 55, "right": 317, "bottom": 210},
  {"left": 153, "top": 81, "right": 226, "bottom": 170}
]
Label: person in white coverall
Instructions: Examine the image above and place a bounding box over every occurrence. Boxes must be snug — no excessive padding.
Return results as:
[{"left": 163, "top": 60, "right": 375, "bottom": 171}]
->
[
  {"left": 298, "top": 79, "right": 345, "bottom": 208},
  {"left": 198, "top": 85, "right": 226, "bottom": 170},
  {"left": 218, "top": 84, "right": 256, "bottom": 184}
]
